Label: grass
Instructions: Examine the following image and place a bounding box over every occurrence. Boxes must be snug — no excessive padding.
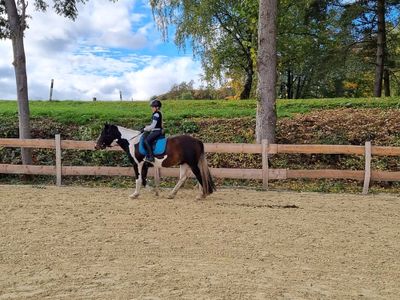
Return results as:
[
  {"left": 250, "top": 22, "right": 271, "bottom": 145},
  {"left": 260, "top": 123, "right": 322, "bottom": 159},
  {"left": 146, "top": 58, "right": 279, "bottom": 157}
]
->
[
  {"left": 1, "top": 97, "right": 400, "bottom": 192},
  {"left": 0, "top": 97, "right": 400, "bottom": 124}
]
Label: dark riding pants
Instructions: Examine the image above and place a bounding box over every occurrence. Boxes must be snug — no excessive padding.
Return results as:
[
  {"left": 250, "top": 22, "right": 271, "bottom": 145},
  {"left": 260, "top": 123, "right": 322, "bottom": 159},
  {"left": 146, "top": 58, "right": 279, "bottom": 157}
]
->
[{"left": 143, "top": 130, "right": 162, "bottom": 157}]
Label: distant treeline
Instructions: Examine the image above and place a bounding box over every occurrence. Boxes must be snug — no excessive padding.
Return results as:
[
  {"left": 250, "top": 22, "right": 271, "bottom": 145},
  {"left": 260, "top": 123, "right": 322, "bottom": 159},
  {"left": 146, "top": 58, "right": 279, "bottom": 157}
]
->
[{"left": 152, "top": 80, "right": 239, "bottom": 100}]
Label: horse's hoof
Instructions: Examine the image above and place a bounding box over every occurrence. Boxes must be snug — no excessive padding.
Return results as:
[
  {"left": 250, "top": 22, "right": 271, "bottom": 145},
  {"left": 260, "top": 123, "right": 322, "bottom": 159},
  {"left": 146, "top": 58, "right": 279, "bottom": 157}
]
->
[
  {"left": 154, "top": 191, "right": 159, "bottom": 197},
  {"left": 129, "top": 193, "right": 139, "bottom": 199},
  {"left": 196, "top": 194, "right": 205, "bottom": 200},
  {"left": 167, "top": 193, "right": 175, "bottom": 199}
]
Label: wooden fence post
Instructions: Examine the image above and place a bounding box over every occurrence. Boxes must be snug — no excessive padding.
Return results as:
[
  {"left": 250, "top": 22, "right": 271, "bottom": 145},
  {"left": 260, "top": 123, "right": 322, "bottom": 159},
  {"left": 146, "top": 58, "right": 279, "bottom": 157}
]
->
[
  {"left": 362, "top": 141, "right": 372, "bottom": 194},
  {"left": 55, "top": 134, "right": 62, "bottom": 186},
  {"left": 49, "top": 79, "right": 54, "bottom": 101},
  {"left": 262, "top": 139, "right": 269, "bottom": 190}
]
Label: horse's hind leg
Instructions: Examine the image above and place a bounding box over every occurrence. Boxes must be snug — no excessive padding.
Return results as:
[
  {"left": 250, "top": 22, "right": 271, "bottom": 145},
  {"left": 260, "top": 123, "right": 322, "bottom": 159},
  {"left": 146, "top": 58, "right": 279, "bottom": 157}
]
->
[
  {"left": 197, "top": 182, "right": 205, "bottom": 200},
  {"left": 168, "top": 164, "right": 189, "bottom": 199},
  {"left": 190, "top": 164, "right": 205, "bottom": 200}
]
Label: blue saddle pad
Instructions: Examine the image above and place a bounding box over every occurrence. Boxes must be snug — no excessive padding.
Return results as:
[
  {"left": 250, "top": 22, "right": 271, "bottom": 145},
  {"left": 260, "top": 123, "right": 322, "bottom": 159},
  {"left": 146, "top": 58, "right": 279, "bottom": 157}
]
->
[{"left": 139, "top": 136, "right": 167, "bottom": 156}]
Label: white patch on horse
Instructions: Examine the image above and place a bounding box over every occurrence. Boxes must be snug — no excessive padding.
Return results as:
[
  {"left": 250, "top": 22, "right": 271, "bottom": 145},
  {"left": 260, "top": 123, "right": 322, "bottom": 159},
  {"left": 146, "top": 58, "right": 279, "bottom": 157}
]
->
[
  {"left": 117, "top": 126, "right": 142, "bottom": 162},
  {"left": 152, "top": 155, "right": 168, "bottom": 168},
  {"left": 111, "top": 139, "right": 119, "bottom": 147},
  {"left": 117, "top": 126, "right": 141, "bottom": 142},
  {"left": 129, "top": 144, "right": 138, "bottom": 164}
]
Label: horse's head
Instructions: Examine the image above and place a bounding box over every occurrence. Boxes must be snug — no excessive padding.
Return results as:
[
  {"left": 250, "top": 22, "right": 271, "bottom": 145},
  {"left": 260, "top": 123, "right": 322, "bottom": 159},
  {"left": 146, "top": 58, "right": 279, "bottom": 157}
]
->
[{"left": 95, "top": 123, "right": 121, "bottom": 150}]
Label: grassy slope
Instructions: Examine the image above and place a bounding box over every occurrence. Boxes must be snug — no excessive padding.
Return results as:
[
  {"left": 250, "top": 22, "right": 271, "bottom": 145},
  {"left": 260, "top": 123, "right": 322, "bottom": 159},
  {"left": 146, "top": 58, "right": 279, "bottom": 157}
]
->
[
  {"left": 1, "top": 97, "right": 400, "bottom": 124},
  {"left": 1, "top": 97, "right": 400, "bottom": 193}
]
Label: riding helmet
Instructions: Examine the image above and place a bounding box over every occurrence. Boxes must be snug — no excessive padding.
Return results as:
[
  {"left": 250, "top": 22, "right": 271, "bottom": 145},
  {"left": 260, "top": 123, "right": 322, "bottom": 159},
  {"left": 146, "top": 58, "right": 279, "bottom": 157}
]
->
[{"left": 150, "top": 99, "right": 162, "bottom": 108}]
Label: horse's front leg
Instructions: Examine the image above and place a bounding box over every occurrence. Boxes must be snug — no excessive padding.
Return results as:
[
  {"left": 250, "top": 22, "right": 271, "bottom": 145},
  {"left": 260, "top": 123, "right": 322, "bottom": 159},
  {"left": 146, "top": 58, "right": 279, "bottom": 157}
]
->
[
  {"left": 153, "top": 167, "right": 160, "bottom": 197},
  {"left": 130, "top": 162, "right": 144, "bottom": 199}
]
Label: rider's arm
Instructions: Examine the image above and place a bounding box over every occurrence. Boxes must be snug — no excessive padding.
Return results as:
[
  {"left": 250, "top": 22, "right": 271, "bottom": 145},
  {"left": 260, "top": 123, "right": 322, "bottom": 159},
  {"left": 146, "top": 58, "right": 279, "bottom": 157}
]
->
[
  {"left": 144, "top": 119, "right": 157, "bottom": 131},
  {"left": 144, "top": 112, "right": 160, "bottom": 131}
]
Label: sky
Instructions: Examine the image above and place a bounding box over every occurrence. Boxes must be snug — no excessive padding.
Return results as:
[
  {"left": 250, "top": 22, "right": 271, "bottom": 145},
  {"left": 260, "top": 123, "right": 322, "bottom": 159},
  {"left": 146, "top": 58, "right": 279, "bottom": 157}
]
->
[{"left": 0, "top": 0, "right": 202, "bottom": 101}]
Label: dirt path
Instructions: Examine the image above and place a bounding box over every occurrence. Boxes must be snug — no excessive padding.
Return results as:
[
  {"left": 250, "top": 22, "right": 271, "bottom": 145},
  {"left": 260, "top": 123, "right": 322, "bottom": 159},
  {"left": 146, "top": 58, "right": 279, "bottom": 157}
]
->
[{"left": 0, "top": 185, "right": 399, "bottom": 299}]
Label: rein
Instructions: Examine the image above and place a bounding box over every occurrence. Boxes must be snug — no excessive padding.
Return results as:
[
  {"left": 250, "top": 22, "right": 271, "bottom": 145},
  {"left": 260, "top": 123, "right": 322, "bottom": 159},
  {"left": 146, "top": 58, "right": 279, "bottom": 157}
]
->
[
  {"left": 129, "top": 132, "right": 143, "bottom": 141},
  {"left": 112, "top": 132, "right": 141, "bottom": 149}
]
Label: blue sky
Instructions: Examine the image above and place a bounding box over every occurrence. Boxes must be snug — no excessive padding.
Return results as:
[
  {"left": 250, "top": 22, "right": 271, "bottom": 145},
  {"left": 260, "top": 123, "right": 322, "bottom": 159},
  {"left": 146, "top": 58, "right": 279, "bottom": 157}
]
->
[{"left": 0, "top": 0, "right": 201, "bottom": 101}]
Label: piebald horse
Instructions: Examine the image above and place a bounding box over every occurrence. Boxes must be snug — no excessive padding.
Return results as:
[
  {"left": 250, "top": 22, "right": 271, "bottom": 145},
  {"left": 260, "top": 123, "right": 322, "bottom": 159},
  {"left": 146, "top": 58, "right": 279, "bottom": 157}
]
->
[{"left": 95, "top": 124, "right": 216, "bottom": 199}]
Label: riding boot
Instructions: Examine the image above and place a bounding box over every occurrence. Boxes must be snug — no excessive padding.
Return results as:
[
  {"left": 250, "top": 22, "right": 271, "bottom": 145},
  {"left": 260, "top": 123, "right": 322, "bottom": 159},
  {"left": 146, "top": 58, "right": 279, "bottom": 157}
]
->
[{"left": 144, "top": 140, "right": 154, "bottom": 162}]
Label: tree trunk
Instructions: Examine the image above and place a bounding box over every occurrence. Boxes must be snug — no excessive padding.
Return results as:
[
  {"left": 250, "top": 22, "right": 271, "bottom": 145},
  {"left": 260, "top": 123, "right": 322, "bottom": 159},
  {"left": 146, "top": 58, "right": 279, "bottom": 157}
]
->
[
  {"left": 240, "top": 60, "right": 254, "bottom": 99},
  {"left": 384, "top": 68, "right": 390, "bottom": 97},
  {"left": 334, "top": 79, "right": 344, "bottom": 97},
  {"left": 256, "top": 0, "right": 277, "bottom": 144},
  {"left": 374, "top": 0, "right": 385, "bottom": 97},
  {"left": 295, "top": 76, "right": 302, "bottom": 99},
  {"left": 287, "top": 69, "right": 293, "bottom": 99},
  {"left": 4, "top": 0, "right": 32, "bottom": 165}
]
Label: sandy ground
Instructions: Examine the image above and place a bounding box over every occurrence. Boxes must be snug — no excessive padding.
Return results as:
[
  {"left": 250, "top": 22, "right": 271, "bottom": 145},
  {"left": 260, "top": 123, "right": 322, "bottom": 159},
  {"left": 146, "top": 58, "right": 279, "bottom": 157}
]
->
[{"left": 0, "top": 185, "right": 399, "bottom": 300}]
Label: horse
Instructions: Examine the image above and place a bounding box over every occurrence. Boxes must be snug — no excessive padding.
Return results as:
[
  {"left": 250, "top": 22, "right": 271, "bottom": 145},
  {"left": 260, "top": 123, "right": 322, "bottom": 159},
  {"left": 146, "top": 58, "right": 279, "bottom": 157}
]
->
[{"left": 94, "top": 124, "right": 216, "bottom": 199}]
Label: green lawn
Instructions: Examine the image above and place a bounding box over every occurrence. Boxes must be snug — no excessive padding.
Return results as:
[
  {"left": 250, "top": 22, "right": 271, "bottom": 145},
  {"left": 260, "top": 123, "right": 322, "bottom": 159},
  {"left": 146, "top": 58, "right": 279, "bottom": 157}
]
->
[{"left": 1, "top": 97, "right": 399, "bottom": 124}]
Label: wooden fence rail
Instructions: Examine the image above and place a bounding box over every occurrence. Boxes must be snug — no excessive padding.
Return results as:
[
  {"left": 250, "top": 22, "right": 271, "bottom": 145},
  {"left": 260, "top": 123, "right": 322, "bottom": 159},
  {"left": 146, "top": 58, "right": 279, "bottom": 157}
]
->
[
  {"left": 3, "top": 138, "right": 400, "bottom": 155},
  {"left": 1, "top": 135, "right": 400, "bottom": 194}
]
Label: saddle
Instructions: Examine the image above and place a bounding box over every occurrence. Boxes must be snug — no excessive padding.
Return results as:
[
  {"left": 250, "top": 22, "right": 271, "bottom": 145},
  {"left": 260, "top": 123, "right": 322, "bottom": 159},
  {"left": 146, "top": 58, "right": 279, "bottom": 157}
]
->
[{"left": 138, "top": 135, "right": 167, "bottom": 156}]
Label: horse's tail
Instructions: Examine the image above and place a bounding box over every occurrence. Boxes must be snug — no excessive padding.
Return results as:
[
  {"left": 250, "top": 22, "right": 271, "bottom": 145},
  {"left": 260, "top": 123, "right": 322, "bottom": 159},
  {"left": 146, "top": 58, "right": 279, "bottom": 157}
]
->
[{"left": 198, "top": 152, "right": 216, "bottom": 195}]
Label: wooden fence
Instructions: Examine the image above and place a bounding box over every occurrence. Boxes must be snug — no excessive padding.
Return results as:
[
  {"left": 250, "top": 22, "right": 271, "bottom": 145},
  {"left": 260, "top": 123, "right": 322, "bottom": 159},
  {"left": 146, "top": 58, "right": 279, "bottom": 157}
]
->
[{"left": 1, "top": 135, "right": 400, "bottom": 194}]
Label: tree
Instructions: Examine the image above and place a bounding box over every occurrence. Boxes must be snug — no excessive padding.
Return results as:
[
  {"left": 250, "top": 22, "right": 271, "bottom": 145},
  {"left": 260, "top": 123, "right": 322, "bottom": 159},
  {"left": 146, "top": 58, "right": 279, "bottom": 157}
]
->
[
  {"left": 337, "top": 0, "right": 400, "bottom": 97},
  {"left": 276, "top": 0, "right": 353, "bottom": 99},
  {"left": 256, "top": 0, "right": 277, "bottom": 143},
  {"left": 2, "top": 0, "right": 32, "bottom": 164},
  {"left": 374, "top": 0, "right": 386, "bottom": 96},
  {"left": 0, "top": 0, "right": 110, "bottom": 165},
  {"left": 150, "top": 0, "right": 258, "bottom": 99},
  {"left": 385, "top": 17, "right": 400, "bottom": 95}
]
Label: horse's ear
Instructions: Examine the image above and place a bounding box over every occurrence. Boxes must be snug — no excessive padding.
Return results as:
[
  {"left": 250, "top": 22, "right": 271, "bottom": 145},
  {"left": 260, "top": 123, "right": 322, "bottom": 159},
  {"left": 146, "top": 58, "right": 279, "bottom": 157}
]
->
[{"left": 104, "top": 122, "right": 109, "bottom": 128}]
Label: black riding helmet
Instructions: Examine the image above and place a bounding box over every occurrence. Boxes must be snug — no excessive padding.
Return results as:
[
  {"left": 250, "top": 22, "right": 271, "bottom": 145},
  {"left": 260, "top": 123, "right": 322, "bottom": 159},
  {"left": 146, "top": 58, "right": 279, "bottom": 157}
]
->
[{"left": 150, "top": 99, "right": 162, "bottom": 108}]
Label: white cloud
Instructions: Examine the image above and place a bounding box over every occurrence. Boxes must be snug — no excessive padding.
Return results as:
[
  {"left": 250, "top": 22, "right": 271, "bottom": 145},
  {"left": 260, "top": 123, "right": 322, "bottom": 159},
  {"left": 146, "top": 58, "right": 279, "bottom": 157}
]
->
[
  {"left": 125, "top": 56, "right": 202, "bottom": 100},
  {"left": 0, "top": 0, "right": 201, "bottom": 101},
  {"left": 26, "top": 55, "right": 201, "bottom": 101}
]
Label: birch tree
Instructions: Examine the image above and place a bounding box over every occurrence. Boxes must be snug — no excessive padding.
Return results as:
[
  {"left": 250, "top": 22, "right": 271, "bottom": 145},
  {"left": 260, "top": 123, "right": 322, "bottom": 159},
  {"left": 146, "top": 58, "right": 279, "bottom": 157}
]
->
[
  {"left": 1, "top": 0, "right": 111, "bottom": 165},
  {"left": 256, "top": 0, "right": 277, "bottom": 143}
]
